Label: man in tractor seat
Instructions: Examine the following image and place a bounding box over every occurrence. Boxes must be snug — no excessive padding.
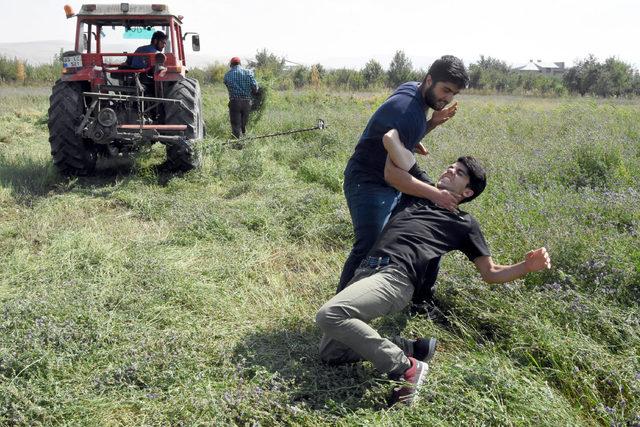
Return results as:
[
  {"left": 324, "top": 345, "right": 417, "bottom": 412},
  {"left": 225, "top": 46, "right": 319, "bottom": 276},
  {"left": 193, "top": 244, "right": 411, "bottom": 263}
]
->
[
  {"left": 117, "top": 30, "right": 167, "bottom": 96},
  {"left": 126, "top": 30, "right": 167, "bottom": 69}
]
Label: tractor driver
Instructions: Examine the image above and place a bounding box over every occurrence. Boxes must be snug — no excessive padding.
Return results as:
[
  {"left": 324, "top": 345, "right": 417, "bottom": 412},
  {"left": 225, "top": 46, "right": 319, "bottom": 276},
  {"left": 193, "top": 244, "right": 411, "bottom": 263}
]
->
[{"left": 127, "top": 30, "right": 167, "bottom": 69}]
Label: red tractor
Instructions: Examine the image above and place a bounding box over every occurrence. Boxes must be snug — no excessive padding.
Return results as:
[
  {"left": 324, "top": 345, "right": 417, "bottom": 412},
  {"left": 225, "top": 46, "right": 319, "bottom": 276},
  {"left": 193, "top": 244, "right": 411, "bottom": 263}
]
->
[{"left": 48, "top": 3, "right": 204, "bottom": 175}]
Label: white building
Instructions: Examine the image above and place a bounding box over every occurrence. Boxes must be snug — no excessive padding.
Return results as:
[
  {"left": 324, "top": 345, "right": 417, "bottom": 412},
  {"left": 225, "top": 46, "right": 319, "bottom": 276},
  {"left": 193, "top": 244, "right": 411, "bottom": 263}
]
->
[{"left": 513, "top": 60, "right": 565, "bottom": 75}]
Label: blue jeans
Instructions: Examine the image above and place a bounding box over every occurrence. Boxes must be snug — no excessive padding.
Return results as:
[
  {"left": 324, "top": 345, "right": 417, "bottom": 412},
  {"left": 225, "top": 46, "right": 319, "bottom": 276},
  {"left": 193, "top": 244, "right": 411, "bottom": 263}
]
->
[{"left": 337, "top": 178, "right": 401, "bottom": 292}]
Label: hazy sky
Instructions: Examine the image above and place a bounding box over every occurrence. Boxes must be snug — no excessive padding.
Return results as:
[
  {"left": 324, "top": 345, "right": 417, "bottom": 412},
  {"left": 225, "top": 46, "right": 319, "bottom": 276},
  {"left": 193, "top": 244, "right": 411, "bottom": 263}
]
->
[{"left": 3, "top": 0, "right": 639, "bottom": 69}]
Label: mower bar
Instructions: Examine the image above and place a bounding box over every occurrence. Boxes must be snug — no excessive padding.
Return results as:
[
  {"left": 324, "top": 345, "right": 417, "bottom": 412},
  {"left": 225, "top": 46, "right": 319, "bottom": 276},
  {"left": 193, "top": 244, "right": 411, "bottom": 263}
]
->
[
  {"left": 118, "top": 124, "right": 188, "bottom": 131},
  {"left": 83, "top": 92, "right": 186, "bottom": 108},
  {"left": 114, "top": 129, "right": 185, "bottom": 144}
]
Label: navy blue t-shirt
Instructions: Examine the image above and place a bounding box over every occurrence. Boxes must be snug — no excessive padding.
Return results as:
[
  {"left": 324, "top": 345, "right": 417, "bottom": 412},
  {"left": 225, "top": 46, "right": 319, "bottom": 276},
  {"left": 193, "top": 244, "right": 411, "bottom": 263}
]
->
[
  {"left": 345, "top": 82, "right": 429, "bottom": 185},
  {"left": 128, "top": 44, "right": 159, "bottom": 69}
]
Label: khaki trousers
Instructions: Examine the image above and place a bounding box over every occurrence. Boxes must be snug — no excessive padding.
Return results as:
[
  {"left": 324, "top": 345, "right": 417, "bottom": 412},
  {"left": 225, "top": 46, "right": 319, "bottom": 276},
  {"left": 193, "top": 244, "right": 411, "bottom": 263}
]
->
[{"left": 315, "top": 268, "right": 415, "bottom": 376}]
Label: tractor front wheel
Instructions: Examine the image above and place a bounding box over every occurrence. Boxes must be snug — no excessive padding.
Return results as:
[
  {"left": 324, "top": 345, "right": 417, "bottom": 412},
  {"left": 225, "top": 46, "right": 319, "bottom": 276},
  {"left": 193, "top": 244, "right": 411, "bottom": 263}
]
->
[{"left": 48, "top": 80, "right": 97, "bottom": 176}]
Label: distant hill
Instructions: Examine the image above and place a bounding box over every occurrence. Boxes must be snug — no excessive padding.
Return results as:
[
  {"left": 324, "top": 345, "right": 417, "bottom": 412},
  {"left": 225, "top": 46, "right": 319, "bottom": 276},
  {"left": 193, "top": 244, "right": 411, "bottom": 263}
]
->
[{"left": 0, "top": 41, "right": 72, "bottom": 65}]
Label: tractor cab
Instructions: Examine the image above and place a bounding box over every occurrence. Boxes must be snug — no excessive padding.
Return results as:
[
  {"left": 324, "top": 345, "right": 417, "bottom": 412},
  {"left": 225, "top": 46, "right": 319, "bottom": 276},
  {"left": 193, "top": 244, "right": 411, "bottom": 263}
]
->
[{"left": 62, "top": 3, "right": 200, "bottom": 95}]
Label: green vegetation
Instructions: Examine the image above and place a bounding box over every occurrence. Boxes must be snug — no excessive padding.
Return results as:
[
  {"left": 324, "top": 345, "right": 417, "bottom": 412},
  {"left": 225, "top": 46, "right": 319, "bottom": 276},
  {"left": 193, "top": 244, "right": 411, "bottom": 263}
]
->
[
  {"left": 0, "top": 84, "right": 639, "bottom": 425},
  {"left": 0, "top": 53, "right": 62, "bottom": 85},
  {"left": 563, "top": 55, "right": 640, "bottom": 97},
  {"left": 469, "top": 55, "right": 640, "bottom": 97},
  {"left": 4, "top": 49, "right": 640, "bottom": 97},
  {"left": 468, "top": 56, "right": 567, "bottom": 96}
]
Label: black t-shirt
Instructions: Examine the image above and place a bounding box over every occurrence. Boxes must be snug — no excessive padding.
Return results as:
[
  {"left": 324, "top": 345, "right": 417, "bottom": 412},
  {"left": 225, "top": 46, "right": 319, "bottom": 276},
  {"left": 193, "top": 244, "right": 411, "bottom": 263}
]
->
[{"left": 368, "top": 187, "right": 491, "bottom": 289}]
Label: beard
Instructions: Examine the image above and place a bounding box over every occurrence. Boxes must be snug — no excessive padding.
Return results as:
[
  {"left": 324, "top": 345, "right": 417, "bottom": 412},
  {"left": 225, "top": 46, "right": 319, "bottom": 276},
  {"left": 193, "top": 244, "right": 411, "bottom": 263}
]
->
[{"left": 423, "top": 85, "right": 446, "bottom": 111}]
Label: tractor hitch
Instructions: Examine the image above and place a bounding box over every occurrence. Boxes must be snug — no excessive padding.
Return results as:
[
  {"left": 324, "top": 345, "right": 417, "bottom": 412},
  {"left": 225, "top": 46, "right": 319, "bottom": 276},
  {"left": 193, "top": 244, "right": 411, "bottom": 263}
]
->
[{"left": 78, "top": 91, "right": 189, "bottom": 145}]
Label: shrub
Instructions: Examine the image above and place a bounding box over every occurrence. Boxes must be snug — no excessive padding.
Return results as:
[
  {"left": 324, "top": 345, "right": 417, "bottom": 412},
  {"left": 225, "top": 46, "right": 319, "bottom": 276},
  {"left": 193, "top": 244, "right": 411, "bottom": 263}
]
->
[{"left": 567, "top": 144, "right": 624, "bottom": 189}]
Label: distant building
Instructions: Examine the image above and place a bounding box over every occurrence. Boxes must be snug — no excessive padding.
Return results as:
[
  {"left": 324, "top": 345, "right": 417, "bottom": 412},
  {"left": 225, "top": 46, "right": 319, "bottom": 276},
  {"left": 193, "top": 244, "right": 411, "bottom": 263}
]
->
[{"left": 513, "top": 59, "right": 565, "bottom": 76}]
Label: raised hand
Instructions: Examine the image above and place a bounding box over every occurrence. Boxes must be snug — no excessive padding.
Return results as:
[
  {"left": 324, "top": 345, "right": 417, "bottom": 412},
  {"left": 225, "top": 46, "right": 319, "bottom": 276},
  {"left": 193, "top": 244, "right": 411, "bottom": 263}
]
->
[
  {"left": 525, "top": 247, "right": 551, "bottom": 272},
  {"left": 430, "top": 101, "right": 458, "bottom": 127}
]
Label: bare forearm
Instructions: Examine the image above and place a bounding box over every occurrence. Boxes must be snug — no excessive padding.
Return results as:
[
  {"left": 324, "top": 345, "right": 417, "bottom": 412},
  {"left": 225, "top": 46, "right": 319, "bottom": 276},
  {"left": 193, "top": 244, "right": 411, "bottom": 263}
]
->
[
  {"left": 384, "top": 157, "right": 439, "bottom": 199},
  {"left": 482, "top": 261, "right": 529, "bottom": 284},
  {"left": 382, "top": 130, "right": 415, "bottom": 171},
  {"left": 476, "top": 249, "right": 551, "bottom": 284}
]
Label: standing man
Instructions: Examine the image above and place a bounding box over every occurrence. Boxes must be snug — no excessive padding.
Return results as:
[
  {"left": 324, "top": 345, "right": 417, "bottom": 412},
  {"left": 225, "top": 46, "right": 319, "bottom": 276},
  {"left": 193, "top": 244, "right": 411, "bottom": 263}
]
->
[
  {"left": 317, "top": 157, "right": 551, "bottom": 406},
  {"left": 127, "top": 30, "right": 167, "bottom": 69},
  {"left": 337, "top": 55, "right": 470, "bottom": 301},
  {"left": 223, "top": 57, "right": 259, "bottom": 138}
]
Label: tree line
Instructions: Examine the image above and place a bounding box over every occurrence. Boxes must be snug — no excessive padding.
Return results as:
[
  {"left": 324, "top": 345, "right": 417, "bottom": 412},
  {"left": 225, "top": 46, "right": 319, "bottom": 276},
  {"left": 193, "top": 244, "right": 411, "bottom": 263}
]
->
[
  {"left": 469, "top": 55, "right": 640, "bottom": 97},
  {"left": 2, "top": 48, "right": 639, "bottom": 97},
  {"left": 188, "top": 49, "right": 424, "bottom": 92},
  {"left": 191, "top": 50, "right": 640, "bottom": 97}
]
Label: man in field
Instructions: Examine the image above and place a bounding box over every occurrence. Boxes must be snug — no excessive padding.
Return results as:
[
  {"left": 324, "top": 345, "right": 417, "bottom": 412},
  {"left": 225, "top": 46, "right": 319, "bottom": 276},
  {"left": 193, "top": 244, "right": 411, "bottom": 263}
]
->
[
  {"left": 223, "top": 57, "right": 259, "bottom": 138},
  {"left": 127, "top": 30, "right": 167, "bottom": 69},
  {"left": 316, "top": 156, "right": 551, "bottom": 406},
  {"left": 337, "top": 55, "right": 470, "bottom": 307}
]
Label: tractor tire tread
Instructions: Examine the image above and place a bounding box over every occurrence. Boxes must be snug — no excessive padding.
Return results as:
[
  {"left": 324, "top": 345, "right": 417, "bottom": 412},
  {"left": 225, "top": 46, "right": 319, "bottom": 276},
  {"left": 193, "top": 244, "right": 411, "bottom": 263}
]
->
[{"left": 48, "top": 80, "right": 96, "bottom": 176}]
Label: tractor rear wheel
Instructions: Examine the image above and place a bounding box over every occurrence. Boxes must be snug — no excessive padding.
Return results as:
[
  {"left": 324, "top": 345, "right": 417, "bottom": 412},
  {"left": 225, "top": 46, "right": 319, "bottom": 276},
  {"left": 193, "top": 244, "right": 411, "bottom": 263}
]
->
[
  {"left": 48, "top": 80, "right": 97, "bottom": 176},
  {"left": 164, "top": 77, "right": 203, "bottom": 170}
]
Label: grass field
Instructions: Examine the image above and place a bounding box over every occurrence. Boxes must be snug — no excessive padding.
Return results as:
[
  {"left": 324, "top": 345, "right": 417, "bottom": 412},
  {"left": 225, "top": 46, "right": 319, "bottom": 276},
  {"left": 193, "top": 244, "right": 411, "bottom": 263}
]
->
[{"left": 0, "top": 84, "right": 639, "bottom": 426}]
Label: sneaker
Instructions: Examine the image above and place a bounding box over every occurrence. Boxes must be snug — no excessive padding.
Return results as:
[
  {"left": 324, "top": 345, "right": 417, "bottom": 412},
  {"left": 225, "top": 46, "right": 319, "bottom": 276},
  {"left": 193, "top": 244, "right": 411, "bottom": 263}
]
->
[
  {"left": 409, "top": 337, "right": 437, "bottom": 363},
  {"left": 389, "top": 357, "right": 428, "bottom": 406}
]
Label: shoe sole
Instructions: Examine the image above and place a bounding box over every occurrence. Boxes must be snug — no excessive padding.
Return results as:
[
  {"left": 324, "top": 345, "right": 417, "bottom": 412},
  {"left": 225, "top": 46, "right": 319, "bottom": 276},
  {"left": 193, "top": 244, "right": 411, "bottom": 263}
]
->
[{"left": 412, "top": 361, "right": 428, "bottom": 404}]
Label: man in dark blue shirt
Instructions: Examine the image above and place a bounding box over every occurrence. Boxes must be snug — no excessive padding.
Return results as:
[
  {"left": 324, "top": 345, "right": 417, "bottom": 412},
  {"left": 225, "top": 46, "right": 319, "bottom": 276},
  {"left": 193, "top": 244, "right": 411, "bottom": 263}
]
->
[
  {"left": 337, "top": 55, "right": 470, "bottom": 299},
  {"left": 127, "top": 31, "right": 167, "bottom": 69}
]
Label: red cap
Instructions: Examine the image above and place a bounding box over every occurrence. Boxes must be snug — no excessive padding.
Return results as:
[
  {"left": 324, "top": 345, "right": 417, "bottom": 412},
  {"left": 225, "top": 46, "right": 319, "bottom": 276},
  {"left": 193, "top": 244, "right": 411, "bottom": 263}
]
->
[{"left": 230, "top": 57, "right": 241, "bottom": 65}]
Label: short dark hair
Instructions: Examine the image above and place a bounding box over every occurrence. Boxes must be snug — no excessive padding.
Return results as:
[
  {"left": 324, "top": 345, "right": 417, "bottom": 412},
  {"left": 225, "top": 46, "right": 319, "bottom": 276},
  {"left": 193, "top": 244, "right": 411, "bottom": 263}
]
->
[
  {"left": 426, "top": 55, "right": 469, "bottom": 89},
  {"left": 151, "top": 31, "right": 167, "bottom": 43},
  {"left": 457, "top": 156, "right": 486, "bottom": 203}
]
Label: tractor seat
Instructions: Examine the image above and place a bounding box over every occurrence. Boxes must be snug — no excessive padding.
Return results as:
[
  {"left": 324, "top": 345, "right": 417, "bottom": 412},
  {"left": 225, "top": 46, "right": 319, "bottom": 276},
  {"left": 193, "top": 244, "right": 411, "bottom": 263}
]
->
[{"left": 104, "top": 69, "right": 148, "bottom": 95}]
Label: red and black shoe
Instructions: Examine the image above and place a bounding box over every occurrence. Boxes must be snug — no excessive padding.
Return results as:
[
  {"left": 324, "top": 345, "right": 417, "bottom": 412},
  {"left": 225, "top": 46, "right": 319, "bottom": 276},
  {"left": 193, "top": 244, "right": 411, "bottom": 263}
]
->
[{"left": 389, "top": 356, "right": 428, "bottom": 406}]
